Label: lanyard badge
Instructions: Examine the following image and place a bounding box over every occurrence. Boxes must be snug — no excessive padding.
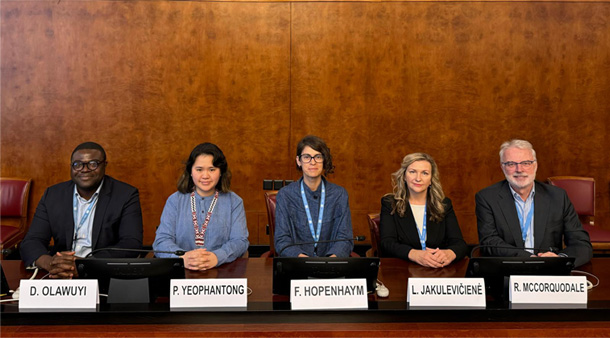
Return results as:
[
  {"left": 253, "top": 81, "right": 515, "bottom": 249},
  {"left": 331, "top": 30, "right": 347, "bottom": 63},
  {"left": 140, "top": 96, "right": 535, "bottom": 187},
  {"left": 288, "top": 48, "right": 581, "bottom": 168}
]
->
[{"left": 300, "top": 181, "right": 326, "bottom": 247}]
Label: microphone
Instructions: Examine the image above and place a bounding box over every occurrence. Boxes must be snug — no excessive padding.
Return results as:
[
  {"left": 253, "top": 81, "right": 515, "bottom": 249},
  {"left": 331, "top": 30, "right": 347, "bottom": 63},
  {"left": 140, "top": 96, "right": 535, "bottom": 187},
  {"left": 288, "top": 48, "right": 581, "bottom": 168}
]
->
[
  {"left": 84, "top": 247, "right": 186, "bottom": 258},
  {"left": 278, "top": 236, "right": 366, "bottom": 256},
  {"left": 470, "top": 244, "right": 559, "bottom": 258}
]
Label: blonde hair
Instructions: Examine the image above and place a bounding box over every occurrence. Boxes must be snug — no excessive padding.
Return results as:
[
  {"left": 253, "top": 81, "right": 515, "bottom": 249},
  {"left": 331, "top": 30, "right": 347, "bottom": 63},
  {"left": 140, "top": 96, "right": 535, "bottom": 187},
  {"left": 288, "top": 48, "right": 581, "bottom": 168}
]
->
[{"left": 386, "top": 153, "right": 446, "bottom": 222}]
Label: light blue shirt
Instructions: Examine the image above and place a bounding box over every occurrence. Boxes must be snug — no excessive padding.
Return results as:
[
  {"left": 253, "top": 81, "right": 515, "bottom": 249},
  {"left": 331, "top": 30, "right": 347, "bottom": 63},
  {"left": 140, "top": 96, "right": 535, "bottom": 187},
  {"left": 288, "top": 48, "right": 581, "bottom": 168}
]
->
[
  {"left": 509, "top": 184, "right": 535, "bottom": 253},
  {"left": 153, "top": 191, "right": 249, "bottom": 266},
  {"left": 72, "top": 181, "right": 103, "bottom": 257}
]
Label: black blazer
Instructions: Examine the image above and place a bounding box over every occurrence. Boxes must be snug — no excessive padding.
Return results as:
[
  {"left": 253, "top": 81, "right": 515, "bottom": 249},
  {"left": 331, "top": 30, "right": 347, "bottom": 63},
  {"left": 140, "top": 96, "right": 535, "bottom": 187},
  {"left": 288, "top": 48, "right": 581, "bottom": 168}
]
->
[
  {"left": 379, "top": 196, "right": 468, "bottom": 262},
  {"left": 475, "top": 180, "right": 592, "bottom": 267},
  {"left": 20, "top": 176, "right": 143, "bottom": 266}
]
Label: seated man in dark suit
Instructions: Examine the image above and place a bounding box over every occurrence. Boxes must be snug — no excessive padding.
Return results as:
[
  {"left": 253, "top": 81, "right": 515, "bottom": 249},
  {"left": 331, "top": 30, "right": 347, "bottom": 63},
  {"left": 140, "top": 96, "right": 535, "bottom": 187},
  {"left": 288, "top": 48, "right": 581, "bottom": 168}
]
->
[
  {"left": 476, "top": 139, "right": 592, "bottom": 267},
  {"left": 20, "top": 142, "right": 143, "bottom": 278}
]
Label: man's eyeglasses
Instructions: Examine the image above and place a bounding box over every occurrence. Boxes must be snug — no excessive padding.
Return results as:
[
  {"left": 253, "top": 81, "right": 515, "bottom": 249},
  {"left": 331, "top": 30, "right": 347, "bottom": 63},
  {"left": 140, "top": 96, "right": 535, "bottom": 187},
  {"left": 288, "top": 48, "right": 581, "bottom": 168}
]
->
[
  {"left": 299, "top": 154, "right": 324, "bottom": 164},
  {"left": 71, "top": 160, "right": 105, "bottom": 171},
  {"left": 502, "top": 160, "right": 536, "bottom": 169}
]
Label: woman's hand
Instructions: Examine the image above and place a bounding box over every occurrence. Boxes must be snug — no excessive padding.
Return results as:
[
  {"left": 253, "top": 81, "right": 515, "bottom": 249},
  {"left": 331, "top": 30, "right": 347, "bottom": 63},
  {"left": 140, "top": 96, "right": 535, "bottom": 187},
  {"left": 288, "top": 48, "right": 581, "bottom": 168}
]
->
[
  {"left": 182, "top": 248, "right": 219, "bottom": 270},
  {"left": 408, "top": 248, "right": 456, "bottom": 268},
  {"left": 433, "top": 249, "right": 456, "bottom": 267}
]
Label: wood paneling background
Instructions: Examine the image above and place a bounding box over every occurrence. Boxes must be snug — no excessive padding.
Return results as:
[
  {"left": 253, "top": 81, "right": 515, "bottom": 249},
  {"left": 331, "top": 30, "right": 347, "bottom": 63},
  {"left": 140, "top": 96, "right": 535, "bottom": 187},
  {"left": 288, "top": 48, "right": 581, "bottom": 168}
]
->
[{"left": 2, "top": 0, "right": 609, "bottom": 247}]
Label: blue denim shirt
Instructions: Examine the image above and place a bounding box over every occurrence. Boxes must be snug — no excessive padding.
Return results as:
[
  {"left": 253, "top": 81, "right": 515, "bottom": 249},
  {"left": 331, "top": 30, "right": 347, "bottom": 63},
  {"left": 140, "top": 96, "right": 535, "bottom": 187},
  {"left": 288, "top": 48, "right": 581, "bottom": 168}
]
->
[
  {"left": 153, "top": 191, "right": 249, "bottom": 266},
  {"left": 274, "top": 177, "right": 353, "bottom": 257}
]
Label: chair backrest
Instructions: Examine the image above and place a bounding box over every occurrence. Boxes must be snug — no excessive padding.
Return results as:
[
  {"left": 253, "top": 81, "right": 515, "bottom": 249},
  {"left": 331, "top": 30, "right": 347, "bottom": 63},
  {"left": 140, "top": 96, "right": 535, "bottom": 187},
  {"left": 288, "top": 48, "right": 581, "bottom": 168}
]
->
[
  {"left": 1, "top": 178, "right": 32, "bottom": 256},
  {"left": 1, "top": 178, "right": 31, "bottom": 218},
  {"left": 547, "top": 176, "right": 595, "bottom": 225},
  {"left": 367, "top": 213, "right": 381, "bottom": 257},
  {"left": 264, "top": 191, "right": 278, "bottom": 256}
]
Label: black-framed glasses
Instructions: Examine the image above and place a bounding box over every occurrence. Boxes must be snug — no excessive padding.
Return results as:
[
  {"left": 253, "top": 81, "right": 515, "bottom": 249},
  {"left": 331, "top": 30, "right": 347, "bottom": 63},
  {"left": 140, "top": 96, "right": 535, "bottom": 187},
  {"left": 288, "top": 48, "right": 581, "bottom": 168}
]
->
[
  {"left": 299, "top": 154, "right": 324, "bottom": 163},
  {"left": 71, "top": 160, "right": 105, "bottom": 171},
  {"left": 502, "top": 160, "right": 536, "bottom": 169}
]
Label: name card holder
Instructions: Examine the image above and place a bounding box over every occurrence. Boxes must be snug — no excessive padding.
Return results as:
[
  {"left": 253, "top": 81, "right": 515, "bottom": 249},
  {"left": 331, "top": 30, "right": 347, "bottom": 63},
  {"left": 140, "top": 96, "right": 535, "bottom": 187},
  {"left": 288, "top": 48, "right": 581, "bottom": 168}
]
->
[
  {"left": 509, "top": 275, "right": 587, "bottom": 304},
  {"left": 290, "top": 279, "right": 368, "bottom": 310},
  {"left": 19, "top": 279, "right": 98, "bottom": 310},
  {"left": 408, "top": 278, "right": 486, "bottom": 308},
  {"left": 170, "top": 278, "right": 247, "bottom": 308}
]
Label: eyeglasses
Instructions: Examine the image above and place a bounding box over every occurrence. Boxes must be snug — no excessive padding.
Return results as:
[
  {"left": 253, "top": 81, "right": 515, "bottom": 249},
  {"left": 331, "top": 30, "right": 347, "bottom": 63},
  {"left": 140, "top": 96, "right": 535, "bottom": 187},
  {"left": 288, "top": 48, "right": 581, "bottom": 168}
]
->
[
  {"left": 502, "top": 160, "right": 536, "bottom": 169},
  {"left": 71, "top": 160, "right": 105, "bottom": 171},
  {"left": 299, "top": 154, "right": 324, "bottom": 163}
]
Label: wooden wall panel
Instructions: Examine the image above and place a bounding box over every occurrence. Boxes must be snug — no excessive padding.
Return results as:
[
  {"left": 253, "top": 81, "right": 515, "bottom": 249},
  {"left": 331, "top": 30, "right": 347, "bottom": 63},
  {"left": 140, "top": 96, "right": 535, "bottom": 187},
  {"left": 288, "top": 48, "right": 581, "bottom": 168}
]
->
[
  {"left": 2, "top": 0, "right": 609, "bottom": 248},
  {"left": 1, "top": 1, "right": 291, "bottom": 245},
  {"left": 291, "top": 2, "right": 610, "bottom": 243}
]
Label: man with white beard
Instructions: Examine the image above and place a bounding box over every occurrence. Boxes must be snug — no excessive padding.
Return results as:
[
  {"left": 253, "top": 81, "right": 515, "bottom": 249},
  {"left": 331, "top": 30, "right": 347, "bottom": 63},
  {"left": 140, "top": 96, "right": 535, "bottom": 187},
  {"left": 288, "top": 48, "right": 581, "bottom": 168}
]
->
[{"left": 475, "top": 139, "right": 592, "bottom": 267}]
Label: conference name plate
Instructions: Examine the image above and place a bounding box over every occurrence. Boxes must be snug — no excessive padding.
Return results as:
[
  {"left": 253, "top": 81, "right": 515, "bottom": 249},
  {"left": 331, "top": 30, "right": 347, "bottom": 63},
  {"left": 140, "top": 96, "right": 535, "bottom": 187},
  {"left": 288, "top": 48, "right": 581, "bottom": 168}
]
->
[
  {"left": 19, "top": 279, "right": 98, "bottom": 309},
  {"left": 170, "top": 278, "right": 247, "bottom": 308},
  {"left": 290, "top": 279, "right": 368, "bottom": 310},
  {"left": 407, "top": 278, "right": 486, "bottom": 307},
  {"left": 509, "top": 275, "right": 587, "bottom": 304}
]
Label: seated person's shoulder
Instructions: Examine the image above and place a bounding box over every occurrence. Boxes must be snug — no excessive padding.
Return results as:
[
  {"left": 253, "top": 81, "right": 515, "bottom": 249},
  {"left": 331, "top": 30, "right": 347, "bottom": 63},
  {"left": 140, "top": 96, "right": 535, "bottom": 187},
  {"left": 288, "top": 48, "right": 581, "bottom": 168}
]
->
[
  {"left": 538, "top": 180, "right": 562, "bottom": 194},
  {"left": 442, "top": 196, "right": 453, "bottom": 206},
  {"left": 106, "top": 176, "right": 138, "bottom": 192},
  {"left": 45, "top": 179, "right": 74, "bottom": 189},
  {"left": 276, "top": 181, "right": 298, "bottom": 199},
  {"left": 326, "top": 181, "right": 348, "bottom": 196},
  {"left": 165, "top": 190, "right": 185, "bottom": 202},
  {"left": 537, "top": 181, "right": 569, "bottom": 202},
  {"left": 476, "top": 181, "right": 506, "bottom": 198},
  {"left": 381, "top": 194, "right": 395, "bottom": 206},
  {"left": 225, "top": 190, "right": 244, "bottom": 204}
]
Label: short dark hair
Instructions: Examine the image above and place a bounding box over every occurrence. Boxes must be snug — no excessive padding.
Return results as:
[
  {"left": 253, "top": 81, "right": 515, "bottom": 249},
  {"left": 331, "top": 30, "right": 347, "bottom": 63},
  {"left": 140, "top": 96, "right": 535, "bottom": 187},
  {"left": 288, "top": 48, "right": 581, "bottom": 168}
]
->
[
  {"left": 177, "top": 142, "right": 232, "bottom": 194},
  {"left": 71, "top": 142, "right": 107, "bottom": 161},
  {"left": 296, "top": 135, "right": 335, "bottom": 174}
]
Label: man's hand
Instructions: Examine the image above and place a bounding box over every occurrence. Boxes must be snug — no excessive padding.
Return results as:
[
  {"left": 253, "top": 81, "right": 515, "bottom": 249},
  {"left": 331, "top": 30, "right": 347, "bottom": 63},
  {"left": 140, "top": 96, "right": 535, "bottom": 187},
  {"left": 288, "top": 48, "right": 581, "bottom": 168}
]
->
[
  {"left": 37, "top": 252, "right": 78, "bottom": 279},
  {"left": 537, "top": 251, "right": 559, "bottom": 258}
]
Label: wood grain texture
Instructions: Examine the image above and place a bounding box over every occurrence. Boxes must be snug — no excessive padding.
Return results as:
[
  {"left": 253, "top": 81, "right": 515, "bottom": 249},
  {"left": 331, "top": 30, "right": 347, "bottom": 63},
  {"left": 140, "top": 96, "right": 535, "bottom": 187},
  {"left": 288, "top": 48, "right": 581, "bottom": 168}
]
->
[
  {"left": 1, "top": 1, "right": 291, "bottom": 245},
  {"left": 2, "top": 1, "right": 609, "bottom": 246},
  {"left": 291, "top": 2, "right": 610, "bottom": 243}
]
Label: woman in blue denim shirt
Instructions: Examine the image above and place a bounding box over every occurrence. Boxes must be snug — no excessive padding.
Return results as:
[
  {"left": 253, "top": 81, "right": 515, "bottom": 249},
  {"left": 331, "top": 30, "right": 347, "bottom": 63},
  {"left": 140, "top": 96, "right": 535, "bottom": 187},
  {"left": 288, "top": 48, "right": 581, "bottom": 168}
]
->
[
  {"left": 274, "top": 135, "right": 353, "bottom": 257},
  {"left": 153, "top": 143, "right": 249, "bottom": 270}
]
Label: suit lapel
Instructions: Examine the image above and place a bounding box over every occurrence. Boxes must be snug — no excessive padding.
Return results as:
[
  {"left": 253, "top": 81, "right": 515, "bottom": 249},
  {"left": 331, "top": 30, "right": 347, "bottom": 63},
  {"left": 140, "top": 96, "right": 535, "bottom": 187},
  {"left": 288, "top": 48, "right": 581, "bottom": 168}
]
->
[
  {"left": 533, "top": 182, "right": 549, "bottom": 250},
  {"left": 396, "top": 205, "right": 422, "bottom": 249},
  {"left": 497, "top": 182, "right": 525, "bottom": 246},
  {"left": 91, "top": 178, "right": 111, "bottom": 250},
  {"left": 426, "top": 217, "right": 441, "bottom": 245},
  {"left": 64, "top": 182, "right": 77, "bottom": 251}
]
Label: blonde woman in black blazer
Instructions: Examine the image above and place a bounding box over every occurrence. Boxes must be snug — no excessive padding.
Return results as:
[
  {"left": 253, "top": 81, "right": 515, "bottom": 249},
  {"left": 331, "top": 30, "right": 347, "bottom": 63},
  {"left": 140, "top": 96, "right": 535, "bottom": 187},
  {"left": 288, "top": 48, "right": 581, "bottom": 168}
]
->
[{"left": 380, "top": 153, "right": 467, "bottom": 268}]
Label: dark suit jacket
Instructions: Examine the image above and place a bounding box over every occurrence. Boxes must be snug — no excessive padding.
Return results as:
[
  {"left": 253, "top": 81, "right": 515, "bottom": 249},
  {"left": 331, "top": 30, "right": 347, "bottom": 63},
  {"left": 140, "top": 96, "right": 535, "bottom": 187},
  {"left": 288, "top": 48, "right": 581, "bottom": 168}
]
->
[
  {"left": 475, "top": 180, "right": 592, "bottom": 267},
  {"left": 379, "top": 196, "right": 468, "bottom": 262},
  {"left": 20, "top": 176, "right": 143, "bottom": 266}
]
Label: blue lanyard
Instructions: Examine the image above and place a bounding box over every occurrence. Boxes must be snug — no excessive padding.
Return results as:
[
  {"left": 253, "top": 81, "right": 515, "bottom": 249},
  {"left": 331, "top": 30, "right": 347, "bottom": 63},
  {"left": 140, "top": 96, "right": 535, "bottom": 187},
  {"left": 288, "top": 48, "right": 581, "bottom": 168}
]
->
[
  {"left": 300, "top": 180, "right": 325, "bottom": 247},
  {"left": 72, "top": 193, "right": 98, "bottom": 247},
  {"left": 515, "top": 200, "right": 534, "bottom": 242},
  {"left": 415, "top": 204, "right": 427, "bottom": 251}
]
